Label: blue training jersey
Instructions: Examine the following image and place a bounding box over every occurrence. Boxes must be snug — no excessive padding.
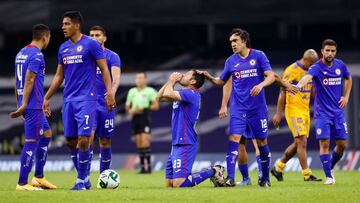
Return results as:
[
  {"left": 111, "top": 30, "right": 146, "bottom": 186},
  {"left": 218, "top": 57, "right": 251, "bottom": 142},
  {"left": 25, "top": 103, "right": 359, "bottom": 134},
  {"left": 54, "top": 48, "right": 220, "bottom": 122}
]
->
[
  {"left": 58, "top": 35, "right": 104, "bottom": 102},
  {"left": 15, "top": 45, "right": 46, "bottom": 110},
  {"left": 220, "top": 49, "right": 272, "bottom": 114},
  {"left": 96, "top": 48, "right": 121, "bottom": 108},
  {"left": 171, "top": 89, "right": 201, "bottom": 145},
  {"left": 307, "top": 58, "right": 351, "bottom": 118}
]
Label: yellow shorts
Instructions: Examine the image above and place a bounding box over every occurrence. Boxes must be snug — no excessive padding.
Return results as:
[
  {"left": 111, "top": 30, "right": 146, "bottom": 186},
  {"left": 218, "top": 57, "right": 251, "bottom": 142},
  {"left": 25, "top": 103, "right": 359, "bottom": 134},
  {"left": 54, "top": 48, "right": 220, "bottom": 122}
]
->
[{"left": 285, "top": 109, "right": 310, "bottom": 137}]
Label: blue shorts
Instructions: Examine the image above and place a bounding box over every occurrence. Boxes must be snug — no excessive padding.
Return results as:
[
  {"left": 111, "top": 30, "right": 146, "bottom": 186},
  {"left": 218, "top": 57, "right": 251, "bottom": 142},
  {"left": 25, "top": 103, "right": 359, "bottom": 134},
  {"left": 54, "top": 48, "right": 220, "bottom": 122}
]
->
[
  {"left": 24, "top": 109, "right": 50, "bottom": 140},
  {"left": 62, "top": 100, "right": 96, "bottom": 137},
  {"left": 229, "top": 111, "right": 268, "bottom": 139},
  {"left": 315, "top": 116, "right": 348, "bottom": 140},
  {"left": 165, "top": 144, "right": 197, "bottom": 179},
  {"left": 93, "top": 107, "right": 115, "bottom": 138}
]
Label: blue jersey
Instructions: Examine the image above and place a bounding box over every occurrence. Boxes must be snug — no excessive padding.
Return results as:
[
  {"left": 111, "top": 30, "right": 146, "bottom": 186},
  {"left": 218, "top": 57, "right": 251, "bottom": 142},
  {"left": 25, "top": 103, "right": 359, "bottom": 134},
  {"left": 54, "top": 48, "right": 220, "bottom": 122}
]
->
[
  {"left": 220, "top": 49, "right": 272, "bottom": 114},
  {"left": 15, "top": 45, "right": 45, "bottom": 109},
  {"left": 96, "top": 48, "right": 121, "bottom": 108},
  {"left": 171, "top": 89, "right": 201, "bottom": 145},
  {"left": 58, "top": 35, "right": 104, "bottom": 102},
  {"left": 307, "top": 58, "right": 351, "bottom": 118}
]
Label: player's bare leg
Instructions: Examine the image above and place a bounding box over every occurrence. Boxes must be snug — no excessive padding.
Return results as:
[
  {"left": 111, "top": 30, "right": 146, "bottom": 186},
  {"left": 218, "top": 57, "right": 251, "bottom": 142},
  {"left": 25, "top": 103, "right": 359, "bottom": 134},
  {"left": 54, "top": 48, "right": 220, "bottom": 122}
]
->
[{"left": 271, "top": 141, "right": 297, "bottom": 181}]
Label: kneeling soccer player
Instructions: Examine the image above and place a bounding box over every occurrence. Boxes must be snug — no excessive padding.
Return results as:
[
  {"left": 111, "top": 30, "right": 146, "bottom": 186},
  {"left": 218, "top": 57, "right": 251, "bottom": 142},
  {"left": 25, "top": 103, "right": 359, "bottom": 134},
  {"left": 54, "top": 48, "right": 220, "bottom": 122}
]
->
[{"left": 157, "top": 70, "right": 225, "bottom": 187}]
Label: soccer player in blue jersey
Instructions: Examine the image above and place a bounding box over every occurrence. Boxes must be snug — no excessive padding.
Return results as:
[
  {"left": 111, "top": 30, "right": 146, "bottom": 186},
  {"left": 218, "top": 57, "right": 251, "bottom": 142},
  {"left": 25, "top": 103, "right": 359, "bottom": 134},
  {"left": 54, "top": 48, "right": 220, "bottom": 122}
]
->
[
  {"left": 43, "top": 11, "right": 115, "bottom": 190},
  {"left": 219, "top": 77, "right": 262, "bottom": 186},
  {"left": 88, "top": 25, "right": 121, "bottom": 185},
  {"left": 157, "top": 70, "right": 225, "bottom": 187},
  {"left": 10, "top": 24, "right": 57, "bottom": 190},
  {"left": 201, "top": 28, "right": 276, "bottom": 187},
  {"left": 294, "top": 39, "right": 352, "bottom": 185}
]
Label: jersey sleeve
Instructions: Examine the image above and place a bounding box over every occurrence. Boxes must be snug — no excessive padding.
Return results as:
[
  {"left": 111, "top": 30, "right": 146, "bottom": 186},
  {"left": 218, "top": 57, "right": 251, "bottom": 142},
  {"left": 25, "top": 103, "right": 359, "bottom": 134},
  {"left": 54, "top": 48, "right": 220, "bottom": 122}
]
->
[
  {"left": 149, "top": 88, "right": 158, "bottom": 101},
  {"left": 307, "top": 64, "right": 319, "bottom": 77},
  {"left": 89, "top": 40, "right": 105, "bottom": 60},
  {"left": 341, "top": 61, "right": 351, "bottom": 79},
  {"left": 282, "top": 67, "right": 294, "bottom": 82},
  {"left": 110, "top": 52, "right": 121, "bottom": 68},
  {"left": 126, "top": 88, "right": 134, "bottom": 103},
  {"left": 179, "top": 89, "right": 196, "bottom": 103},
  {"left": 57, "top": 47, "right": 64, "bottom": 65},
  {"left": 28, "top": 53, "right": 43, "bottom": 74},
  {"left": 259, "top": 51, "right": 272, "bottom": 72},
  {"left": 219, "top": 59, "right": 232, "bottom": 81}
]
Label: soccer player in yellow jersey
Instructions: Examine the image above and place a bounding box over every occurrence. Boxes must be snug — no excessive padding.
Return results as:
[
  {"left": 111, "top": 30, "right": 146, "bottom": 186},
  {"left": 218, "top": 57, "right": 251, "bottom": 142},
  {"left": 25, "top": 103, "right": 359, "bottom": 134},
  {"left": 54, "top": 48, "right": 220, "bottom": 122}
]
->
[{"left": 271, "top": 49, "right": 322, "bottom": 181}]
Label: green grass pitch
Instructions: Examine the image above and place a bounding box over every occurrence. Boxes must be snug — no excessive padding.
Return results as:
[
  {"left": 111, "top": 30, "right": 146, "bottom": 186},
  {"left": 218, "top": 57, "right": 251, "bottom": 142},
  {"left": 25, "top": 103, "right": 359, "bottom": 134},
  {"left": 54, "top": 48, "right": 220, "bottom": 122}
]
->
[{"left": 0, "top": 170, "right": 359, "bottom": 203}]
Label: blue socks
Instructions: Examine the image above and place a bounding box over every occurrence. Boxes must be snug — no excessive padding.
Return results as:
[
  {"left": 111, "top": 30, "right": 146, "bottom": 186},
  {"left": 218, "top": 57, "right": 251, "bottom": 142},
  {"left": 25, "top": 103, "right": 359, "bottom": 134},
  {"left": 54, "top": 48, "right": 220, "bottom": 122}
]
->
[
  {"left": 331, "top": 150, "right": 343, "bottom": 170},
  {"left": 35, "top": 137, "right": 51, "bottom": 178},
  {"left": 256, "top": 155, "right": 263, "bottom": 179},
  {"left": 18, "top": 142, "right": 37, "bottom": 185},
  {"left": 78, "top": 150, "right": 89, "bottom": 180},
  {"left": 100, "top": 147, "right": 112, "bottom": 173},
  {"left": 259, "top": 145, "right": 271, "bottom": 181},
  {"left": 180, "top": 169, "right": 215, "bottom": 187},
  {"left": 226, "top": 141, "right": 239, "bottom": 180},
  {"left": 238, "top": 164, "right": 249, "bottom": 180},
  {"left": 70, "top": 149, "right": 79, "bottom": 171},
  {"left": 87, "top": 146, "right": 93, "bottom": 177},
  {"left": 320, "top": 154, "right": 332, "bottom": 178}
]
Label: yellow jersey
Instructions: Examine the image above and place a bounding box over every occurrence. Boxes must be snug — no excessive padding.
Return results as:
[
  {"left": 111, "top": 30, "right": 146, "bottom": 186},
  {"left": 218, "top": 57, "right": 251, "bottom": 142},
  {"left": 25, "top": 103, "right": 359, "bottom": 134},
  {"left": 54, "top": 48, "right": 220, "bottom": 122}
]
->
[{"left": 282, "top": 61, "right": 312, "bottom": 113}]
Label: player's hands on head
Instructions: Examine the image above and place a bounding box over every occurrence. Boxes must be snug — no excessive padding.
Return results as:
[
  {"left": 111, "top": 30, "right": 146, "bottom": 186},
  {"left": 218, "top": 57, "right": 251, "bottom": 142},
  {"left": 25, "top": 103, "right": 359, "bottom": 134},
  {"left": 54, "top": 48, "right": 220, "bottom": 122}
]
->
[
  {"left": 250, "top": 84, "right": 263, "bottom": 96},
  {"left": 196, "top": 70, "right": 210, "bottom": 78},
  {"left": 218, "top": 105, "right": 228, "bottom": 119},
  {"left": 9, "top": 104, "right": 26, "bottom": 119},
  {"left": 338, "top": 96, "right": 349, "bottom": 108},
  {"left": 43, "top": 99, "right": 51, "bottom": 117},
  {"left": 169, "top": 72, "right": 182, "bottom": 82},
  {"left": 272, "top": 113, "right": 281, "bottom": 129}
]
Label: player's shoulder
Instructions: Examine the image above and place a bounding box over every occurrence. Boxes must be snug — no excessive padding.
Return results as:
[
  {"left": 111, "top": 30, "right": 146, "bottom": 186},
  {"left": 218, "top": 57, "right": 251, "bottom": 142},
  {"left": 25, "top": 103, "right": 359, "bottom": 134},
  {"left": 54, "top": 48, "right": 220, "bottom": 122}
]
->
[
  {"left": 106, "top": 48, "right": 120, "bottom": 58},
  {"left": 333, "top": 58, "right": 346, "bottom": 67},
  {"left": 251, "top": 49, "right": 267, "bottom": 57}
]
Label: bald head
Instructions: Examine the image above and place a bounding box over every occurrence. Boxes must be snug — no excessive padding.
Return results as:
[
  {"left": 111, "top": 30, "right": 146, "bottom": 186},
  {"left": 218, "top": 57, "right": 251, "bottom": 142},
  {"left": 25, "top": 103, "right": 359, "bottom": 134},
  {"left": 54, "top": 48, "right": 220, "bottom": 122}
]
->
[{"left": 302, "top": 49, "right": 319, "bottom": 69}]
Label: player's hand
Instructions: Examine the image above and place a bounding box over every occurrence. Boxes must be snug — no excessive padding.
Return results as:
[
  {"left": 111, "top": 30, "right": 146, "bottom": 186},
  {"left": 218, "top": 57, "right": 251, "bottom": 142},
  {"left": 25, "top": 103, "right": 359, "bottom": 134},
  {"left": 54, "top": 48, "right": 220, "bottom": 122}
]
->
[
  {"left": 135, "top": 107, "right": 144, "bottom": 114},
  {"left": 218, "top": 105, "right": 228, "bottom": 119},
  {"left": 197, "top": 70, "right": 210, "bottom": 78},
  {"left": 169, "top": 72, "right": 182, "bottom": 82},
  {"left": 284, "top": 82, "right": 298, "bottom": 95},
  {"left": 105, "top": 92, "right": 116, "bottom": 111},
  {"left": 250, "top": 84, "right": 263, "bottom": 96},
  {"left": 272, "top": 113, "right": 282, "bottom": 129},
  {"left": 43, "top": 99, "right": 51, "bottom": 117},
  {"left": 9, "top": 104, "right": 26, "bottom": 118},
  {"left": 338, "top": 96, "right": 349, "bottom": 108}
]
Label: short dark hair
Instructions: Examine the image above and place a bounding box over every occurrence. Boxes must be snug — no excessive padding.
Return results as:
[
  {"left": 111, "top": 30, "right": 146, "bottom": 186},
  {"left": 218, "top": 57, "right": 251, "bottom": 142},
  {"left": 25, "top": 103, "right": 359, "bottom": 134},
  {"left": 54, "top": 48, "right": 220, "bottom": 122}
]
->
[
  {"left": 90, "top": 25, "right": 106, "bottom": 36},
  {"left": 63, "top": 11, "right": 83, "bottom": 26},
  {"left": 322, "top": 39, "right": 337, "bottom": 49},
  {"left": 230, "top": 28, "right": 251, "bottom": 48},
  {"left": 191, "top": 69, "right": 205, "bottom": 89},
  {"left": 136, "top": 71, "right": 147, "bottom": 78},
  {"left": 32, "top": 24, "right": 50, "bottom": 41}
]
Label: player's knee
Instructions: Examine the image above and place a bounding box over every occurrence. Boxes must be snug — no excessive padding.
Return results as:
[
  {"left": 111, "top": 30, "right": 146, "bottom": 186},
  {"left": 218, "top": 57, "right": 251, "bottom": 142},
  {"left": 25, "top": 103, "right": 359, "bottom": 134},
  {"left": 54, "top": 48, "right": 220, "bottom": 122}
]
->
[
  {"left": 77, "top": 136, "right": 90, "bottom": 151},
  {"left": 229, "top": 135, "right": 240, "bottom": 142},
  {"left": 256, "top": 138, "right": 267, "bottom": 146},
  {"left": 319, "top": 140, "right": 330, "bottom": 150},
  {"left": 295, "top": 136, "right": 307, "bottom": 148},
  {"left": 172, "top": 179, "right": 184, "bottom": 187},
  {"left": 43, "top": 130, "right": 52, "bottom": 138},
  {"left": 65, "top": 138, "right": 78, "bottom": 150},
  {"left": 337, "top": 140, "right": 348, "bottom": 151},
  {"left": 99, "top": 138, "right": 111, "bottom": 148}
]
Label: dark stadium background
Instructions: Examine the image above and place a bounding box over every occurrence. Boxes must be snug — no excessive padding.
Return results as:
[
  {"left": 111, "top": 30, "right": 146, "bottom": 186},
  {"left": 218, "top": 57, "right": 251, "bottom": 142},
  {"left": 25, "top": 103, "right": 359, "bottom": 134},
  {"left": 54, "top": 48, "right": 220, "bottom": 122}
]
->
[{"left": 0, "top": 0, "right": 359, "bottom": 164}]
